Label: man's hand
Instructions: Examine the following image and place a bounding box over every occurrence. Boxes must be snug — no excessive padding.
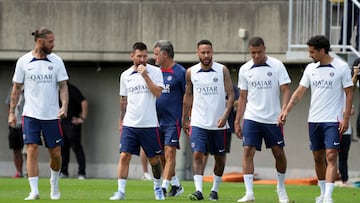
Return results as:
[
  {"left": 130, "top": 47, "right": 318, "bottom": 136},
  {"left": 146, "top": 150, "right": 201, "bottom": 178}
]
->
[{"left": 8, "top": 113, "right": 16, "bottom": 127}]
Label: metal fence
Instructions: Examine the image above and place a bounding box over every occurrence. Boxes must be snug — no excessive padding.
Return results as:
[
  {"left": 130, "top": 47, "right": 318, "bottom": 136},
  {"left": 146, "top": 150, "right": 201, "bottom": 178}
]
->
[{"left": 287, "top": 0, "right": 360, "bottom": 59}]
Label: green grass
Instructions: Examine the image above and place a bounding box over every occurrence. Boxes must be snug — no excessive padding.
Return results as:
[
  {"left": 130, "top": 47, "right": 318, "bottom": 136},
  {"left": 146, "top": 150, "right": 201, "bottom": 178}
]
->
[{"left": 0, "top": 177, "right": 358, "bottom": 202}]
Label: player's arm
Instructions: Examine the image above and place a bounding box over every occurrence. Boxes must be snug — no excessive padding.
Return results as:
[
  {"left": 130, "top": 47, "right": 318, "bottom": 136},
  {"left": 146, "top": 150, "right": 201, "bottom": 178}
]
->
[
  {"left": 8, "top": 82, "right": 23, "bottom": 127},
  {"left": 280, "top": 83, "right": 291, "bottom": 114},
  {"left": 58, "top": 80, "right": 69, "bottom": 119},
  {"left": 80, "top": 99, "right": 88, "bottom": 120},
  {"left": 218, "top": 66, "right": 234, "bottom": 128},
  {"left": 119, "top": 96, "right": 127, "bottom": 130},
  {"left": 352, "top": 67, "right": 359, "bottom": 86},
  {"left": 340, "top": 86, "right": 353, "bottom": 133},
  {"left": 137, "top": 64, "right": 163, "bottom": 98},
  {"left": 182, "top": 68, "right": 193, "bottom": 136},
  {"left": 278, "top": 85, "right": 307, "bottom": 125},
  {"left": 234, "top": 89, "right": 247, "bottom": 139}
]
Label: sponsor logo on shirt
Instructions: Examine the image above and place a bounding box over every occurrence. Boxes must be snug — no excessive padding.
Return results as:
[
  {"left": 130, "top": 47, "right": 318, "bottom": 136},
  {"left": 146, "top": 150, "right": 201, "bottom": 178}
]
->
[
  {"left": 162, "top": 84, "right": 170, "bottom": 93},
  {"left": 312, "top": 80, "right": 333, "bottom": 89},
  {"left": 195, "top": 86, "right": 218, "bottom": 95},
  {"left": 128, "top": 85, "right": 150, "bottom": 94},
  {"left": 30, "top": 74, "right": 53, "bottom": 83},
  {"left": 249, "top": 80, "right": 272, "bottom": 89}
]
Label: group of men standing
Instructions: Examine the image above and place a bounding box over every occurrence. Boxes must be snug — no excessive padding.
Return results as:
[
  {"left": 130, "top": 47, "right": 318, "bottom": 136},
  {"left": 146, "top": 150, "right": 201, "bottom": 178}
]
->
[{"left": 8, "top": 26, "right": 353, "bottom": 203}]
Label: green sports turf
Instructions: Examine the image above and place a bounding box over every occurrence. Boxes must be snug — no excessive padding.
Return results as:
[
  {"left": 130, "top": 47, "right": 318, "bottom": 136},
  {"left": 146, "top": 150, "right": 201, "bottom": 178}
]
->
[{"left": 0, "top": 177, "right": 358, "bottom": 202}]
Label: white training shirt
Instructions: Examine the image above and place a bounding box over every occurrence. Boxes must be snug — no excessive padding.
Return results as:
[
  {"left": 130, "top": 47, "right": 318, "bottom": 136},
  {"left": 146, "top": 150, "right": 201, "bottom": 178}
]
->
[
  {"left": 238, "top": 56, "right": 291, "bottom": 124},
  {"left": 13, "top": 51, "right": 69, "bottom": 120},
  {"left": 300, "top": 57, "right": 353, "bottom": 122},
  {"left": 120, "top": 64, "right": 164, "bottom": 127},
  {"left": 190, "top": 61, "right": 229, "bottom": 130}
]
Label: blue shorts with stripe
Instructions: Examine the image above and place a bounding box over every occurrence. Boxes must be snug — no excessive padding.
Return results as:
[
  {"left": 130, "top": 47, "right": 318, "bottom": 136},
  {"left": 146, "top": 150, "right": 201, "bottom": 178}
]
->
[
  {"left": 308, "top": 122, "right": 341, "bottom": 150},
  {"left": 120, "top": 126, "right": 163, "bottom": 158},
  {"left": 23, "top": 116, "right": 63, "bottom": 148},
  {"left": 189, "top": 126, "right": 227, "bottom": 155},
  {"left": 159, "top": 125, "right": 181, "bottom": 149},
  {"left": 242, "top": 119, "right": 285, "bottom": 151}
]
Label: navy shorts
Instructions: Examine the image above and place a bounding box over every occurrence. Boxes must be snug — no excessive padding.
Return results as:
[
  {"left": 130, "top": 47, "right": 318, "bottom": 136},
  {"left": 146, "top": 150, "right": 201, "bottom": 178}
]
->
[
  {"left": 120, "top": 126, "right": 163, "bottom": 158},
  {"left": 23, "top": 116, "right": 63, "bottom": 148},
  {"left": 159, "top": 125, "right": 181, "bottom": 149},
  {"left": 242, "top": 119, "right": 285, "bottom": 151},
  {"left": 8, "top": 126, "right": 24, "bottom": 149},
  {"left": 308, "top": 122, "right": 341, "bottom": 150},
  {"left": 189, "top": 126, "right": 227, "bottom": 155}
]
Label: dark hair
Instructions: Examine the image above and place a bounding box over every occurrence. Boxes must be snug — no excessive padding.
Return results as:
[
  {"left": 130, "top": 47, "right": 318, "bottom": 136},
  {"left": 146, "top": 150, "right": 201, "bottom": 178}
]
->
[
  {"left": 197, "top": 39, "right": 212, "bottom": 48},
  {"left": 248, "top": 37, "right": 265, "bottom": 47},
  {"left": 353, "top": 58, "right": 360, "bottom": 67},
  {"left": 154, "top": 40, "right": 174, "bottom": 58},
  {"left": 32, "top": 27, "right": 53, "bottom": 42},
  {"left": 306, "top": 35, "right": 330, "bottom": 54},
  {"left": 132, "top": 42, "right": 147, "bottom": 52}
]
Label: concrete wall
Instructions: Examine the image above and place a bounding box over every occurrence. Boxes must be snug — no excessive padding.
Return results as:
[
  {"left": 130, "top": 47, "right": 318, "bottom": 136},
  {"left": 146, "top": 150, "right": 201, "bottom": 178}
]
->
[
  {"left": 0, "top": 0, "right": 359, "bottom": 180},
  {"left": 0, "top": 0, "right": 290, "bottom": 63}
]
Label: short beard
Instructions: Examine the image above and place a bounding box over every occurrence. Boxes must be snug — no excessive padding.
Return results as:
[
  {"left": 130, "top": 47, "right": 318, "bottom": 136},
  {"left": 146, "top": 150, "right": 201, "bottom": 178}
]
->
[{"left": 200, "top": 57, "right": 212, "bottom": 66}]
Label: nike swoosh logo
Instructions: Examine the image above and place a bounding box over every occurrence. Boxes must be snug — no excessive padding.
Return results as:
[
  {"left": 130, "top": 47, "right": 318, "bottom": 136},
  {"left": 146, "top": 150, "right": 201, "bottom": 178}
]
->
[
  {"left": 333, "top": 142, "right": 340, "bottom": 145},
  {"left": 218, "top": 149, "right": 225, "bottom": 153},
  {"left": 55, "top": 139, "right": 62, "bottom": 143},
  {"left": 171, "top": 139, "right": 178, "bottom": 143},
  {"left": 277, "top": 140, "right": 284, "bottom": 144},
  {"left": 155, "top": 150, "right": 162, "bottom": 154}
]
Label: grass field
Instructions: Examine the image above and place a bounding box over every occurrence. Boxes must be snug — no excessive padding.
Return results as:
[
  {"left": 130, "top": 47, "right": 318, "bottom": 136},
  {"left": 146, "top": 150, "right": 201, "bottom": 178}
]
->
[{"left": 0, "top": 177, "right": 358, "bottom": 202}]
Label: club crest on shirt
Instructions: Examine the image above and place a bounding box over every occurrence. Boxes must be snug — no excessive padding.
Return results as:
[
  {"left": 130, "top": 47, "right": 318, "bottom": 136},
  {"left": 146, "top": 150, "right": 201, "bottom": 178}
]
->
[
  {"left": 48, "top": 66, "right": 53, "bottom": 70},
  {"left": 167, "top": 75, "right": 172, "bottom": 81},
  {"left": 267, "top": 72, "right": 272, "bottom": 77},
  {"left": 213, "top": 77, "right": 218, "bottom": 83},
  {"left": 329, "top": 72, "right": 335, "bottom": 77}
]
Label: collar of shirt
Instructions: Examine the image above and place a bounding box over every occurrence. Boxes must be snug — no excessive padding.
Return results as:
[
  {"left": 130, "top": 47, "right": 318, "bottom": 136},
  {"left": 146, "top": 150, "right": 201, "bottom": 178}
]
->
[
  {"left": 250, "top": 63, "right": 270, "bottom": 69},
  {"left": 317, "top": 64, "right": 334, "bottom": 68}
]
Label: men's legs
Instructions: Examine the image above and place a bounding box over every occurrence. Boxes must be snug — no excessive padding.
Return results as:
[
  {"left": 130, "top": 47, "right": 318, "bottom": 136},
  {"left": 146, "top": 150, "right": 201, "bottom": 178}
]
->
[
  {"left": 69, "top": 126, "right": 86, "bottom": 177},
  {"left": 313, "top": 149, "right": 326, "bottom": 201},
  {"left": 209, "top": 154, "right": 226, "bottom": 200},
  {"left": 60, "top": 133, "right": 70, "bottom": 177},
  {"left": 140, "top": 147, "right": 152, "bottom": 180},
  {"left": 238, "top": 146, "right": 256, "bottom": 202},
  {"left": 149, "top": 155, "right": 165, "bottom": 200},
  {"left": 9, "top": 126, "right": 24, "bottom": 177},
  {"left": 25, "top": 144, "right": 40, "bottom": 200},
  {"left": 271, "top": 146, "right": 288, "bottom": 203},
  {"left": 48, "top": 145, "right": 62, "bottom": 200},
  {"left": 188, "top": 151, "right": 205, "bottom": 200},
  {"left": 13, "top": 148, "right": 23, "bottom": 177},
  {"left": 110, "top": 152, "right": 131, "bottom": 200},
  {"left": 338, "top": 135, "right": 351, "bottom": 183},
  {"left": 162, "top": 145, "right": 177, "bottom": 193},
  {"left": 323, "top": 149, "right": 338, "bottom": 201}
]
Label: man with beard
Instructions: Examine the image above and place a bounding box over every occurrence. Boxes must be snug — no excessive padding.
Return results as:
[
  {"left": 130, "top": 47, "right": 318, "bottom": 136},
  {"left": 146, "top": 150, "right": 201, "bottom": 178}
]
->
[
  {"left": 235, "top": 37, "right": 291, "bottom": 203},
  {"left": 110, "top": 42, "right": 165, "bottom": 200},
  {"left": 278, "top": 35, "right": 353, "bottom": 203},
  {"left": 182, "top": 39, "right": 234, "bottom": 201},
  {"left": 8, "top": 27, "right": 69, "bottom": 200}
]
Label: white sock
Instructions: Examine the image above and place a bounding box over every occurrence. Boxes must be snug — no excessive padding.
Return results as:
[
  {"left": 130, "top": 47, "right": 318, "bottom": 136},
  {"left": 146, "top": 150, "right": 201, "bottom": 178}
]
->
[
  {"left": 318, "top": 180, "right": 325, "bottom": 197},
  {"left": 28, "top": 176, "right": 39, "bottom": 195},
  {"left": 243, "top": 174, "right": 254, "bottom": 195},
  {"left": 210, "top": 175, "right": 222, "bottom": 192},
  {"left": 50, "top": 169, "right": 60, "bottom": 186},
  {"left": 117, "top": 179, "right": 126, "bottom": 194},
  {"left": 324, "top": 182, "right": 334, "bottom": 199},
  {"left": 161, "top": 179, "right": 170, "bottom": 192},
  {"left": 277, "top": 172, "right": 286, "bottom": 190},
  {"left": 171, "top": 176, "right": 180, "bottom": 186},
  {"left": 194, "top": 175, "right": 203, "bottom": 192},
  {"left": 153, "top": 177, "right": 162, "bottom": 189}
]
